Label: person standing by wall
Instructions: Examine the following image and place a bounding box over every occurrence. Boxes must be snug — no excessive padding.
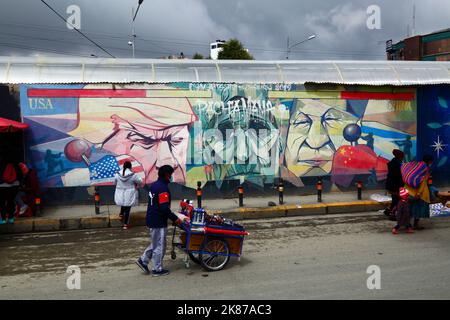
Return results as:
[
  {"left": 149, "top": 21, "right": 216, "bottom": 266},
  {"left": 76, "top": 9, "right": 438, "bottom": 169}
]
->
[
  {"left": 114, "top": 161, "right": 143, "bottom": 230},
  {"left": 0, "top": 151, "right": 23, "bottom": 224},
  {"left": 136, "top": 165, "right": 188, "bottom": 277},
  {"left": 403, "top": 154, "right": 434, "bottom": 230},
  {"left": 385, "top": 149, "right": 405, "bottom": 219},
  {"left": 391, "top": 187, "right": 414, "bottom": 234}
]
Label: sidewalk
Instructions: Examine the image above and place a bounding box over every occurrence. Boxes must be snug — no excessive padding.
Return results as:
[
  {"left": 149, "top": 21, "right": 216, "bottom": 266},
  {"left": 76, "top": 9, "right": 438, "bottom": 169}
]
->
[{"left": 0, "top": 189, "right": 390, "bottom": 235}]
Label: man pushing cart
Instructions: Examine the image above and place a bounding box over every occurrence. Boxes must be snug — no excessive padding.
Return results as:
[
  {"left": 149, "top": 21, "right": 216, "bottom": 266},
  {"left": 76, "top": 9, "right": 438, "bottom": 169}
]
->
[{"left": 136, "top": 165, "right": 248, "bottom": 276}]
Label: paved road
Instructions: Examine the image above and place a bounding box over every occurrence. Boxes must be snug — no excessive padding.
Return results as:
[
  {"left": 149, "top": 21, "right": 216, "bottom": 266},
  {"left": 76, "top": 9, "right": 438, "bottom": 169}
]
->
[{"left": 1, "top": 212, "right": 450, "bottom": 299}]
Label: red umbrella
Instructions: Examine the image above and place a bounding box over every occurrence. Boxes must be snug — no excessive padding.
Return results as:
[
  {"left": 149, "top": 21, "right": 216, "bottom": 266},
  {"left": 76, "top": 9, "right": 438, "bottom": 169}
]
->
[{"left": 0, "top": 117, "right": 29, "bottom": 133}]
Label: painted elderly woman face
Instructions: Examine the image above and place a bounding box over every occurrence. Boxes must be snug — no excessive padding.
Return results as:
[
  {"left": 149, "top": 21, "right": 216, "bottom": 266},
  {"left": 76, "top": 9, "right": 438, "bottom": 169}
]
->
[{"left": 285, "top": 99, "right": 359, "bottom": 177}]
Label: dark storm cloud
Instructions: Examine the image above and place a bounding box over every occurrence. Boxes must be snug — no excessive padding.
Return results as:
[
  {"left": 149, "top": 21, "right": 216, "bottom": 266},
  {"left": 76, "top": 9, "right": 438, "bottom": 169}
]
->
[{"left": 0, "top": 0, "right": 449, "bottom": 60}]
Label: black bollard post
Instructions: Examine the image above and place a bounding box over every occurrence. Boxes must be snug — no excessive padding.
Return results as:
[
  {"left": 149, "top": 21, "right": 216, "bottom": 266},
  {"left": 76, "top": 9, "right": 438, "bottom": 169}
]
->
[
  {"left": 196, "top": 181, "right": 202, "bottom": 208},
  {"left": 317, "top": 177, "right": 323, "bottom": 203},
  {"left": 357, "top": 181, "right": 362, "bottom": 200},
  {"left": 278, "top": 178, "right": 284, "bottom": 205},
  {"left": 94, "top": 187, "right": 100, "bottom": 214},
  {"left": 238, "top": 185, "right": 244, "bottom": 207},
  {"left": 35, "top": 196, "right": 42, "bottom": 216}
]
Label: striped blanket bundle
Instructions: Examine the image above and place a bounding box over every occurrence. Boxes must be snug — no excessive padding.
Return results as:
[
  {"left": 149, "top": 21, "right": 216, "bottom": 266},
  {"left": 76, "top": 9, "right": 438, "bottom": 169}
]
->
[{"left": 401, "top": 161, "right": 429, "bottom": 189}]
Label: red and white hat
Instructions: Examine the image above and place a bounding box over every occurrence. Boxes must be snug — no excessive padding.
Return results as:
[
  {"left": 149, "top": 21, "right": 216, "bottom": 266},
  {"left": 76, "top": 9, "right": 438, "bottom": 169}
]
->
[{"left": 399, "top": 187, "right": 409, "bottom": 199}]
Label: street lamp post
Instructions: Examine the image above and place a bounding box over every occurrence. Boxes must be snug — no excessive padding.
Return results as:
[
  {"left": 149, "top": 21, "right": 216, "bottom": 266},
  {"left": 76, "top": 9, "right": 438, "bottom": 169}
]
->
[
  {"left": 286, "top": 34, "right": 316, "bottom": 59},
  {"left": 129, "top": 0, "right": 144, "bottom": 58}
]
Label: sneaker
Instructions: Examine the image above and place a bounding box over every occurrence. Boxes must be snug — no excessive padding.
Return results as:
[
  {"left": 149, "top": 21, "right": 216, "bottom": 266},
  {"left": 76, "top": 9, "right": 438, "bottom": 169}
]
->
[
  {"left": 8, "top": 218, "right": 14, "bottom": 224},
  {"left": 0, "top": 220, "right": 6, "bottom": 225},
  {"left": 392, "top": 228, "right": 399, "bottom": 235},
  {"left": 135, "top": 258, "right": 150, "bottom": 274},
  {"left": 152, "top": 269, "right": 170, "bottom": 277},
  {"left": 19, "top": 204, "right": 29, "bottom": 216},
  {"left": 123, "top": 224, "right": 129, "bottom": 230},
  {"left": 406, "top": 227, "right": 414, "bottom": 234}
]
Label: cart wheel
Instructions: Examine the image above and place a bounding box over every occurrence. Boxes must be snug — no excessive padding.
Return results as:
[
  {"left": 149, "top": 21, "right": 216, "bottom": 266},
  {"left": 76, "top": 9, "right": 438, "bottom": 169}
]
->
[
  {"left": 171, "top": 251, "right": 176, "bottom": 260},
  {"left": 199, "top": 237, "right": 230, "bottom": 272},
  {"left": 188, "top": 252, "right": 201, "bottom": 265}
]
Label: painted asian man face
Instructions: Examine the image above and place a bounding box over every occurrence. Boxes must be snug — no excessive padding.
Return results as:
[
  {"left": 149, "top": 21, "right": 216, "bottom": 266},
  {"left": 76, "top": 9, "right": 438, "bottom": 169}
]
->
[{"left": 285, "top": 99, "right": 359, "bottom": 177}]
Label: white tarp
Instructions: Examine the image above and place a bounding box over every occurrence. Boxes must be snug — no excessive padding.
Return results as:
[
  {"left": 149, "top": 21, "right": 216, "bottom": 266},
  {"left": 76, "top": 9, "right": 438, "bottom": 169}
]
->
[{"left": 1, "top": 56, "right": 450, "bottom": 85}]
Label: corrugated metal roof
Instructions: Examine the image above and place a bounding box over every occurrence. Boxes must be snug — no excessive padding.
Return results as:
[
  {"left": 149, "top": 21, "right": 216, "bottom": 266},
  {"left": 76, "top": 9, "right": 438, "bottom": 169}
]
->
[{"left": 1, "top": 56, "right": 450, "bottom": 85}]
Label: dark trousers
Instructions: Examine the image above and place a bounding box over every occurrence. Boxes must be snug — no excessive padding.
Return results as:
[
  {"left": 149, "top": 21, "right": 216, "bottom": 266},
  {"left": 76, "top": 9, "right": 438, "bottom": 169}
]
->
[
  {"left": 0, "top": 186, "right": 19, "bottom": 220},
  {"left": 394, "top": 222, "right": 412, "bottom": 230},
  {"left": 389, "top": 193, "right": 400, "bottom": 212},
  {"left": 120, "top": 206, "right": 131, "bottom": 224}
]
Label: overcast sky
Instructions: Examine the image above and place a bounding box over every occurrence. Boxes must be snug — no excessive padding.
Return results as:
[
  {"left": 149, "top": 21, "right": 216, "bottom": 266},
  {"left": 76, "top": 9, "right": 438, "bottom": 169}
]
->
[{"left": 0, "top": 0, "right": 449, "bottom": 60}]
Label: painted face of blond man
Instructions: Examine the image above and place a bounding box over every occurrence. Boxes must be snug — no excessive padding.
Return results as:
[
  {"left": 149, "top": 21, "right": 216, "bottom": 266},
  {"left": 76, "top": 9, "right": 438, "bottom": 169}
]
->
[
  {"left": 71, "top": 84, "right": 197, "bottom": 185},
  {"left": 285, "top": 99, "right": 359, "bottom": 177}
]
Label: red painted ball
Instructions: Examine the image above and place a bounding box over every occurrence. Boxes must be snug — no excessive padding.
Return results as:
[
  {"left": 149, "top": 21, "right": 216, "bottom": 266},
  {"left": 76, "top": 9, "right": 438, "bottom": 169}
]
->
[{"left": 64, "top": 139, "right": 92, "bottom": 162}]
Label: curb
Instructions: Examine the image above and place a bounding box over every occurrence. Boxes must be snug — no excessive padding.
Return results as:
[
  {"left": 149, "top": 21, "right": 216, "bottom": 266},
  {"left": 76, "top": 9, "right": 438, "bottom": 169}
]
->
[{"left": 0, "top": 200, "right": 387, "bottom": 235}]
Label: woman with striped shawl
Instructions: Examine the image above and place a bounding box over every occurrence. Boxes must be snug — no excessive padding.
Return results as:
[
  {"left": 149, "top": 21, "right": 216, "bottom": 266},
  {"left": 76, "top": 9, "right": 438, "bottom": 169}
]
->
[{"left": 401, "top": 155, "right": 434, "bottom": 230}]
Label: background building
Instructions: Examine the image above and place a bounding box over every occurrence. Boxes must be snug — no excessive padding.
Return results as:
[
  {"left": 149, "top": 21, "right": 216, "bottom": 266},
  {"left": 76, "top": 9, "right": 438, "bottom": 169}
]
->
[
  {"left": 210, "top": 40, "right": 225, "bottom": 60},
  {"left": 387, "top": 28, "right": 450, "bottom": 61}
]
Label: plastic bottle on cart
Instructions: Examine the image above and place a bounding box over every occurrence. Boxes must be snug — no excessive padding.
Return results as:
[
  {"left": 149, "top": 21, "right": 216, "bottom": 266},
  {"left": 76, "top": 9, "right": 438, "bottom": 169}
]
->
[{"left": 192, "top": 208, "right": 206, "bottom": 226}]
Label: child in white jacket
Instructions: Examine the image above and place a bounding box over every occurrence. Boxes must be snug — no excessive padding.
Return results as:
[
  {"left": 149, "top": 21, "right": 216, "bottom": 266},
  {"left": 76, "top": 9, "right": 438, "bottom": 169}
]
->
[{"left": 114, "top": 161, "right": 143, "bottom": 230}]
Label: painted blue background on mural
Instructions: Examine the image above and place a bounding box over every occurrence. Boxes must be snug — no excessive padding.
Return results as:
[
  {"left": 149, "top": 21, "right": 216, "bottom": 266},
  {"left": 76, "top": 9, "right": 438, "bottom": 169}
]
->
[{"left": 417, "top": 85, "right": 450, "bottom": 184}]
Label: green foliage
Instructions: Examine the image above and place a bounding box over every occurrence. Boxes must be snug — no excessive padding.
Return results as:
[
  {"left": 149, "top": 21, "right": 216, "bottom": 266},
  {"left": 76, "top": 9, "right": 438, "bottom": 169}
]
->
[
  {"left": 193, "top": 53, "right": 204, "bottom": 59},
  {"left": 218, "top": 39, "right": 253, "bottom": 60}
]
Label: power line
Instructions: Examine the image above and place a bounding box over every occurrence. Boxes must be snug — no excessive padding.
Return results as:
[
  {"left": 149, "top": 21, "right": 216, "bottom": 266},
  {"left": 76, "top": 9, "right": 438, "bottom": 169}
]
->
[
  {"left": 0, "top": 38, "right": 196, "bottom": 59},
  {"left": 0, "top": 21, "right": 386, "bottom": 59},
  {"left": 0, "top": 42, "right": 94, "bottom": 57},
  {"left": 39, "top": 0, "right": 115, "bottom": 58},
  {"left": 0, "top": 21, "right": 386, "bottom": 57}
]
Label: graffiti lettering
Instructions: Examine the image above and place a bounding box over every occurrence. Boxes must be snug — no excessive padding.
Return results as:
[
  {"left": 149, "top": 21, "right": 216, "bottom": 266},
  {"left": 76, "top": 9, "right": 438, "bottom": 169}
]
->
[
  {"left": 28, "top": 98, "right": 54, "bottom": 110},
  {"left": 197, "top": 97, "right": 274, "bottom": 119},
  {"left": 189, "top": 83, "right": 291, "bottom": 92}
]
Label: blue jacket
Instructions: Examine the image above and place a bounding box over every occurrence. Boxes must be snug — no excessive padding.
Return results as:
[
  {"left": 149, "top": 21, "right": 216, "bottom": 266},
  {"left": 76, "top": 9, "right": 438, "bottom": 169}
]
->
[{"left": 146, "top": 178, "right": 179, "bottom": 228}]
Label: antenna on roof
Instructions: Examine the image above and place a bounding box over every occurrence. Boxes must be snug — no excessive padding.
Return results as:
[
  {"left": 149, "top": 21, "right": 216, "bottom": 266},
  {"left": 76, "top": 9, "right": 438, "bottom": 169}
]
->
[{"left": 412, "top": 2, "right": 416, "bottom": 36}]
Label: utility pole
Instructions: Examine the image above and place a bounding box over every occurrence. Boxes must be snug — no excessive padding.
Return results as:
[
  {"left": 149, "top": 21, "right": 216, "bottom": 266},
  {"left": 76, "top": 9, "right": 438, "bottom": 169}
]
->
[
  {"left": 286, "top": 36, "right": 289, "bottom": 60},
  {"left": 129, "top": 0, "right": 144, "bottom": 58},
  {"left": 130, "top": 7, "right": 136, "bottom": 58}
]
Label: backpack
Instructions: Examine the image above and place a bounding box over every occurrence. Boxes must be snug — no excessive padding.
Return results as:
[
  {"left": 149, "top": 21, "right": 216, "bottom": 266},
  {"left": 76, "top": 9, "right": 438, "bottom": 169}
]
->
[
  {"left": 1, "top": 163, "right": 18, "bottom": 184},
  {"left": 401, "top": 161, "right": 429, "bottom": 189}
]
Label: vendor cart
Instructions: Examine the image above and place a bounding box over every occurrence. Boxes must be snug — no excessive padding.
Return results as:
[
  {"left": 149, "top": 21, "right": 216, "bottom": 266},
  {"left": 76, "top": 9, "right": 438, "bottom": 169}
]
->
[{"left": 170, "top": 203, "right": 249, "bottom": 272}]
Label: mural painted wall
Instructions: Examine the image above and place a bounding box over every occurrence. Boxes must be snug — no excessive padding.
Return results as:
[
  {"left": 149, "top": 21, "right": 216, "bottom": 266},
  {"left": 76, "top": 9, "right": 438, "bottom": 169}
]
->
[
  {"left": 20, "top": 83, "right": 417, "bottom": 191},
  {"left": 417, "top": 85, "right": 450, "bottom": 185}
]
